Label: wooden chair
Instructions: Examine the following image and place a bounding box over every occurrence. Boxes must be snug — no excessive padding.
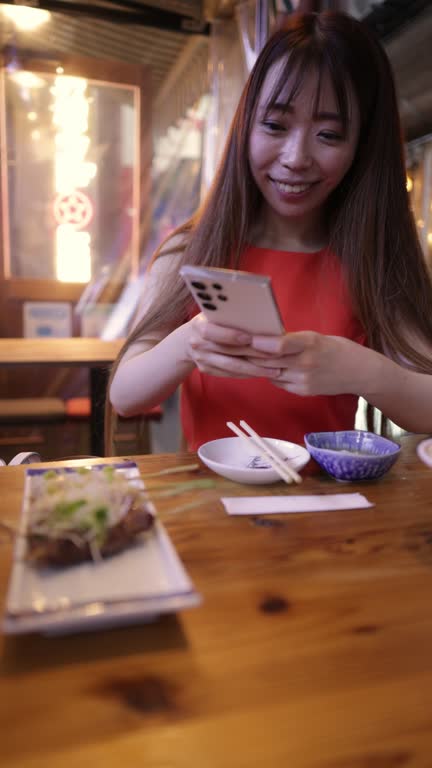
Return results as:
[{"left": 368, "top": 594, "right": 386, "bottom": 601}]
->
[
  {"left": 65, "top": 397, "right": 163, "bottom": 456},
  {"left": 0, "top": 397, "right": 66, "bottom": 462},
  {"left": 0, "top": 451, "right": 41, "bottom": 466}
]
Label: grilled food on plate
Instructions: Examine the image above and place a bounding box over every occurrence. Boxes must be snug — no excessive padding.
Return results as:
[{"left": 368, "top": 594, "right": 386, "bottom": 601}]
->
[{"left": 26, "top": 466, "right": 154, "bottom": 566}]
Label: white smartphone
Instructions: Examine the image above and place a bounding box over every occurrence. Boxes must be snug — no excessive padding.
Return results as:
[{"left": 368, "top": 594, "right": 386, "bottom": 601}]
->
[{"left": 179, "top": 264, "right": 284, "bottom": 335}]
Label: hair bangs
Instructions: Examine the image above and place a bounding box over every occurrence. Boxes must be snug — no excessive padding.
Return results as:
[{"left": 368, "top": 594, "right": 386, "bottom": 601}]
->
[
  {"left": 264, "top": 46, "right": 315, "bottom": 114},
  {"left": 317, "top": 48, "right": 351, "bottom": 135},
  {"left": 263, "top": 43, "right": 351, "bottom": 136}
]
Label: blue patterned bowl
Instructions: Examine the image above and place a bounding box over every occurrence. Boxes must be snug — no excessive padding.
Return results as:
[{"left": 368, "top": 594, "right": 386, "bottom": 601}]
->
[{"left": 303, "top": 430, "right": 401, "bottom": 482}]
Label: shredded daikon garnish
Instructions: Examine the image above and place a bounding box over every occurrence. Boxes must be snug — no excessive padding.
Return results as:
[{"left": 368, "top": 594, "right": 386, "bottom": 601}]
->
[{"left": 27, "top": 466, "right": 144, "bottom": 546}]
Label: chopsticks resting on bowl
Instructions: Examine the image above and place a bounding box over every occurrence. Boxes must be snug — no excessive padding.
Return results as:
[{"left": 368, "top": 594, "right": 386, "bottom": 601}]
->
[{"left": 226, "top": 420, "right": 302, "bottom": 484}]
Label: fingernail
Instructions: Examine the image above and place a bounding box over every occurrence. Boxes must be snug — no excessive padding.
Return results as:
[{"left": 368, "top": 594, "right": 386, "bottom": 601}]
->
[
  {"left": 236, "top": 333, "right": 251, "bottom": 344},
  {"left": 252, "top": 337, "right": 278, "bottom": 353}
]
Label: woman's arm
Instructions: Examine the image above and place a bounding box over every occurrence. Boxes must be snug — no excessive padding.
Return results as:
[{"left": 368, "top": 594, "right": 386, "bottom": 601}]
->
[
  {"left": 357, "top": 331, "right": 432, "bottom": 432},
  {"left": 359, "top": 352, "right": 432, "bottom": 432},
  {"left": 249, "top": 331, "right": 432, "bottom": 433},
  {"left": 111, "top": 320, "right": 282, "bottom": 417},
  {"left": 110, "top": 255, "right": 280, "bottom": 417},
  {"left": 109, "top": 253, "right": 193, "bottom": 416},
  {"left": 110, "top": 323, "right": 195, "bottom": 417}
]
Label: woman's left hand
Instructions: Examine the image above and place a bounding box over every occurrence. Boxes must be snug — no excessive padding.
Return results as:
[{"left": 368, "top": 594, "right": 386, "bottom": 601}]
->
[{"left": 249, "top": 331, "right": 378, "bottom": 396}]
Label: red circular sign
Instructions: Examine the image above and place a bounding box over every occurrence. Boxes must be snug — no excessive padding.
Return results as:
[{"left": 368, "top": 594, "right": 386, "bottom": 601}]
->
[{"left": 53, "top": 190, "right": 93, "bottom": 230}]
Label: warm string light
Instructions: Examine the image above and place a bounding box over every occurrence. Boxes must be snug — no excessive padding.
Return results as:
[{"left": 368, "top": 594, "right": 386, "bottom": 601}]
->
[
  {"left": 408, "top": 177, "right": 430, "bottom": 246},
  {"left": 8, "top": 71, "right": 44, "bottom": 89},
  {"left": 2, "top": 5, "right": 50, "bottom": 30}
]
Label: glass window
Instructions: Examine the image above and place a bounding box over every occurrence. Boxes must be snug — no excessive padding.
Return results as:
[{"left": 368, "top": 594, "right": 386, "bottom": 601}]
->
[{"left": 1, "top": 69, "right": 139, "bottom": 282}]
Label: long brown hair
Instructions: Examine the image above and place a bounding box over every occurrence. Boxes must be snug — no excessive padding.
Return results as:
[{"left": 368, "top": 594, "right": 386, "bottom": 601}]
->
[{"left": 106, "top": 10, "right": 432, "bottom": 453}]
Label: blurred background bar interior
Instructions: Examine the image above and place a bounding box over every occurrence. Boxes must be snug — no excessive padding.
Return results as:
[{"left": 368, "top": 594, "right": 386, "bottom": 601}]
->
[{"left": 0, "top": 0, "right": 430, "bottom": 459}]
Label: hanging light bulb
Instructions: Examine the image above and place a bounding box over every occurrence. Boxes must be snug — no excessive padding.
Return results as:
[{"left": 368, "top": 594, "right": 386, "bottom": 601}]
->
[
  {"left": 406, "top": 176, "right": 413, "bottom": 192},
  {"left": 9, "top": 71, "right": 45, "bottom": 89},
  {"left": 2, "top": 5, "right": 51, "bottom": 31}
]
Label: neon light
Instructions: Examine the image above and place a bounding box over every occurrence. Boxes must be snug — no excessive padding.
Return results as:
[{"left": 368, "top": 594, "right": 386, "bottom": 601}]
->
[
  {"left": 52, "top": 77, "right": 97, "bottom": 194},
  {"left": 56, "top": 226, "right": 91, "bottom": 283},
  {"left": 52, "top": 75, "right": 97, "bottom": 282},
  {"left": 53, "top": 190, "right": 93, "bottom": 230}
]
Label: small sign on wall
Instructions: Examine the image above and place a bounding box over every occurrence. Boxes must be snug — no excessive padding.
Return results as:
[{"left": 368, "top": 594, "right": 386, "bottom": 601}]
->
[
  {"left": 80, "top": 303, "right": 113, "bottom": 337},
  {"left": 23, "top": 302, "right": 72, "bottom": 338}
]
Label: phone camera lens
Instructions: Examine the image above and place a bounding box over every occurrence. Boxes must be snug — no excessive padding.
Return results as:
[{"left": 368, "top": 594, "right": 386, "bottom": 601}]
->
[
  {"left": 217, "top": 294, "right": 228, "bottom": 301},
  {"left": 202, "top": 302, "right": 217, "bottom": 311},
  {"left": 212, "top": 283, "right": 223, "bottom": 290},
  {"left": 191, "top": 281, "right": 206, "bottom": 290},
  {"left": 197, "top": 291, "right": 212, "bottom": 300}
]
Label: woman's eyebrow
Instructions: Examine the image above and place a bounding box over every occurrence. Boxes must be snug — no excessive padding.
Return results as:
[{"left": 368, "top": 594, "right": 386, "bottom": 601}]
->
[
  {"left": 260, "top": 103, "right": 344, "bottom": 121},
  {"left": 314, "top": 111, "right": 344, "bottom": 122},
  {"left": 266, "top": 102, "right": 293, "bottom": 113},
  {"left": 258, "top": 103, "right": 347, "bottom": 124}
]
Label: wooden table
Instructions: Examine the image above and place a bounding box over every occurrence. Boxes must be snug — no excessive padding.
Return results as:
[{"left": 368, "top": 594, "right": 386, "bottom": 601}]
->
[
  {"left": 0, "top": 338, "right": 124, "bottom": 456},
  {"left": 1, "top": 434, "right": 432, "bottom": 767}
]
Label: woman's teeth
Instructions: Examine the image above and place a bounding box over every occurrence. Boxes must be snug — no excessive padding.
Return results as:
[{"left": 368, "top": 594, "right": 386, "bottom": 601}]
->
[{"left": 274, "top": 180, "right": 313, "bottom": 193}]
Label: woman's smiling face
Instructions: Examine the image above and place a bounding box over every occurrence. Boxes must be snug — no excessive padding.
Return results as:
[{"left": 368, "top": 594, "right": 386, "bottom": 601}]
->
[{"left": 248, "top": 59, "right": 360, "bottom": 230}]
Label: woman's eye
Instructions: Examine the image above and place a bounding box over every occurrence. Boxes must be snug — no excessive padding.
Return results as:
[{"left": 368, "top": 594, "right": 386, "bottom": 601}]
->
[
  {"left": 262, "top": 120, "right": 283, "bottom": 132},
  {"left": 319, "top": 131, "right": 343, "bottom": 142}
]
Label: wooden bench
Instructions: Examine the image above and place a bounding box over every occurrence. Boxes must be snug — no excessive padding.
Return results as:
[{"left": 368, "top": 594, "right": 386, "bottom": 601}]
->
[
  {"left": 0, "top": 397, "right": 66, "bottom": 461},
  {"left": 0, "top": 396, "right": 164, "bottom": 459}
]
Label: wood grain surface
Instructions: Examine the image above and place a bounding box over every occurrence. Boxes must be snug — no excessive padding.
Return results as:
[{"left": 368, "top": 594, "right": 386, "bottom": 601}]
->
[
  {"left": 1, "top": 435, "right": 432, "bottom": 768},
  {"left": 0, "top": 338, "right": 124, "bottom": 367}
]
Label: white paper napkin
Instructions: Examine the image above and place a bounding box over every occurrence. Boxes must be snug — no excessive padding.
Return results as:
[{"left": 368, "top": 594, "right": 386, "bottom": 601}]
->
[{"left": 221, "top": 493, "right": 373, "bottom": 516}]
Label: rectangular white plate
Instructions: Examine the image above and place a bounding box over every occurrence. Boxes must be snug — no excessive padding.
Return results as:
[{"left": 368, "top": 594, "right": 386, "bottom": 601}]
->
[{"left": 3, "top": 462, "right": 201, "bottom": 635}]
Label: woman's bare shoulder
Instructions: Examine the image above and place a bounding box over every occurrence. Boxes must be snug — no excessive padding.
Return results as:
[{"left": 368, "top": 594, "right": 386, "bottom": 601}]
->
[{"left": 119, "top": 236, "right": 189, "bottom": 364}]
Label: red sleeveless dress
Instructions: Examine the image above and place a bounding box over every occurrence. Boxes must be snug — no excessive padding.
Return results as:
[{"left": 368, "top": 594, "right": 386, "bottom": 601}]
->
[{"left": 181, "top": 246, "right": 366, "bottom": 450}]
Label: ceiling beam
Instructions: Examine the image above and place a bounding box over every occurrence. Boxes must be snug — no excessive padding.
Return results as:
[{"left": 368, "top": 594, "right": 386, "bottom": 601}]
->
[
  {"left": 363, "top": 0, "right": 431, "bottom": 41},
  {"left": 0, "top": 0, "right": 210, "bottom": 34}
]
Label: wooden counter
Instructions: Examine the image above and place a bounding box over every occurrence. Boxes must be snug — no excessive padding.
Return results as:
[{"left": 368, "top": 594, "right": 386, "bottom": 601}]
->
[{"left": 1, "top": 435, "right": 432, "bottom": 767}]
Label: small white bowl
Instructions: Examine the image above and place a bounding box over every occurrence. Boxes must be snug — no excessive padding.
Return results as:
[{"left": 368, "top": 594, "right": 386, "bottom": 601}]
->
[
  {"left": 417, "top": 437, "right": 432, "bottom": 468},
  {"left": 198, "top": 436, "right": 310, "bottom": 484}
]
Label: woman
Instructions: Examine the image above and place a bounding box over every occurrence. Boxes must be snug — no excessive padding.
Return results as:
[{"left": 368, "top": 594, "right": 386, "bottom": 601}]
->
[{"left": 109, "top": 10, "right": 432, "bottom": 451}]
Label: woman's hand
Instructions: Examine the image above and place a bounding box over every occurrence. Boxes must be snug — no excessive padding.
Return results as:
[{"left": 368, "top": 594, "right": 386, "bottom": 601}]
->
[
  {"left": 249, "top": 331, "right": 380, "bottom": 396},
  {"left": 184, "top": 314, "right": 282, "bottom": 379}
]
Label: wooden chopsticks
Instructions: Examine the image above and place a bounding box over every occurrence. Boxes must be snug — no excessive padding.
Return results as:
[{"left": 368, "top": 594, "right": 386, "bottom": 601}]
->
[{"left": 226, "top": 420, "right": 302, "bottom": 484}]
